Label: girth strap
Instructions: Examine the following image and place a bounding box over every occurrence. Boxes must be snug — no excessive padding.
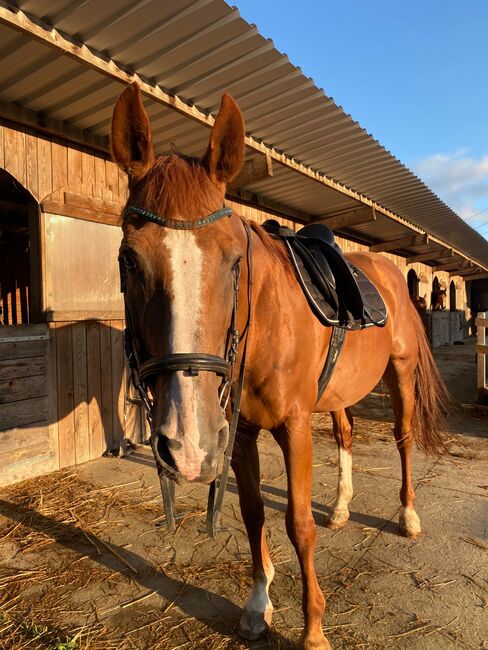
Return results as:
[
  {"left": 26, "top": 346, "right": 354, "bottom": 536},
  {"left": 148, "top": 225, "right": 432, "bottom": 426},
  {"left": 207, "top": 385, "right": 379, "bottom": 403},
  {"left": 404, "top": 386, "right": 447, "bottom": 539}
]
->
[{"left": 317, "top": 327, "right": 346, "bottom": 403}]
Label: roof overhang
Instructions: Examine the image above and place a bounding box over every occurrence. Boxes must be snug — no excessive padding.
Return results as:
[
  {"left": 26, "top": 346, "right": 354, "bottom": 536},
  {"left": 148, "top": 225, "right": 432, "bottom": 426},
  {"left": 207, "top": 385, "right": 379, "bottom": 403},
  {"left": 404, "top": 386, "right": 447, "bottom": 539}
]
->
[{"left": 0, "top": 0, "right": 487, "bottom": 275}]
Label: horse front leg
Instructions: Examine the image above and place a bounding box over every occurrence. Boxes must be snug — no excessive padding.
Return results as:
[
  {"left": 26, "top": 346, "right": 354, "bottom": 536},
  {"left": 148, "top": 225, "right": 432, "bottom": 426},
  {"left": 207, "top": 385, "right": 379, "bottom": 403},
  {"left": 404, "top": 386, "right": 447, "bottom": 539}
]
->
[
  {"left": 274, "top": 417, "right": 330, "bottom": 650},
  {"left": 231, "top": 429, "right": 275, "bottom": 640}
]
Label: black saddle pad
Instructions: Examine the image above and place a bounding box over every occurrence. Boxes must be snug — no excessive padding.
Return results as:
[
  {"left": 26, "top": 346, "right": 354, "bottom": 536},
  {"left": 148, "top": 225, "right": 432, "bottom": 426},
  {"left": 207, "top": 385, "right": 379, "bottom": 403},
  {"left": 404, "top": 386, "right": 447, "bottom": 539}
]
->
[{"left": 262, "top": 219, "right": 387, "bottom": 330}]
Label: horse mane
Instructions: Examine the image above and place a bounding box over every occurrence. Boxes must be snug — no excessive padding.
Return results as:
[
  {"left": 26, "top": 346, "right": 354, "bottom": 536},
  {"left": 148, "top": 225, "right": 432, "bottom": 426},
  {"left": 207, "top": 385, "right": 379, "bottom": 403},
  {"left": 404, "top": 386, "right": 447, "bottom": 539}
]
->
[{"left": 129, "top": 153, "right": 220, "bottom": 218}]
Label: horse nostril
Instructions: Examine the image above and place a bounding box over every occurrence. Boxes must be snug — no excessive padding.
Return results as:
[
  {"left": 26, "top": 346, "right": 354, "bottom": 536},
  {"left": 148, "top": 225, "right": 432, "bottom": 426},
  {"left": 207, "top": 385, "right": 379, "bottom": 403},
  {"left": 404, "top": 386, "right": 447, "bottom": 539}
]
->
[
  {"left": 156, "top": 433, "right": 178, "bottom": 471},
  {"left": 166, "top": 438, "right": 182, "bottom": 452}
]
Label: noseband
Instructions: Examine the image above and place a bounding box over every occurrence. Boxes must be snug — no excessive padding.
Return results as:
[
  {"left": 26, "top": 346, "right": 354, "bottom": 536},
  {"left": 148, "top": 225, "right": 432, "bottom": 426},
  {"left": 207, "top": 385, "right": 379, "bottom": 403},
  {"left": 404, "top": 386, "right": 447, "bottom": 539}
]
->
[{"left": 120, "top": 204, "right": 253, "bottom": 537}]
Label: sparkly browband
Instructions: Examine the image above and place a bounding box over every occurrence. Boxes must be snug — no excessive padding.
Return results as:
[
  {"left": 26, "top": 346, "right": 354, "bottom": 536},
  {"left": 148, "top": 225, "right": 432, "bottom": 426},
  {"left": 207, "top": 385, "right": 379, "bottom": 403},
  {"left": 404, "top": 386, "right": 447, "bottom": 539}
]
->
[{"left": 125, "top": 205, "right": 233, "bottom": 229}]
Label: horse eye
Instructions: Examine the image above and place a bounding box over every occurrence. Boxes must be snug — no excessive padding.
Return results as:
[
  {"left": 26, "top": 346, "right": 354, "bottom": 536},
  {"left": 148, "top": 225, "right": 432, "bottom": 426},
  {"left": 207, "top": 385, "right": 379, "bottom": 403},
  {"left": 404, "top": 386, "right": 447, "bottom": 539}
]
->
[{"left": 120, "top": 253, "right": 137, "bottom": 270}]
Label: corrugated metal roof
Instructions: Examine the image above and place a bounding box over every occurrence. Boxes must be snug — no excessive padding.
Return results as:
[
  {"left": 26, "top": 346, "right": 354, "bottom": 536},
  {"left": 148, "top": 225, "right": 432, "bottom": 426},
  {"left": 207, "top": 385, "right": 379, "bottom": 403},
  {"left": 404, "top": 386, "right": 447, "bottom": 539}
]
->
[{"left": 1, "top": 0, "right": 487, "bottom": 270}]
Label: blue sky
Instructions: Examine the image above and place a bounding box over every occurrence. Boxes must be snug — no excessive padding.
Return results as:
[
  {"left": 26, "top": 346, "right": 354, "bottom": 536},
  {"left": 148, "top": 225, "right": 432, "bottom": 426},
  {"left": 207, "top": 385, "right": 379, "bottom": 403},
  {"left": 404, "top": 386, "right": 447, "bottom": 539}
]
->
[{"left": 235, "top": 0, "right": 488, "bottom": 237}]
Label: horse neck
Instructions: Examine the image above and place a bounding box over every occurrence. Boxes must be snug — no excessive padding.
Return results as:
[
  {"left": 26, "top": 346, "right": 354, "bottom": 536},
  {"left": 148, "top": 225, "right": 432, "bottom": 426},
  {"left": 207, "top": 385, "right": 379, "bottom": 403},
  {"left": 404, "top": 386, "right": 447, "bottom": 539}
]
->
[{"left": 243, "top": 224, "right": 305, "bottom": 348}]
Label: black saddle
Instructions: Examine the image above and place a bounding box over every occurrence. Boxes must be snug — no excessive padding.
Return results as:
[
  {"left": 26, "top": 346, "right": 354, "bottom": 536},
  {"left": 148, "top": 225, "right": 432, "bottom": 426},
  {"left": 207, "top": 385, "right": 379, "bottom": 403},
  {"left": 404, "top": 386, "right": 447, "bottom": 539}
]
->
[{"left": 262, "top": 220, "right": 387, "bottom": 330}]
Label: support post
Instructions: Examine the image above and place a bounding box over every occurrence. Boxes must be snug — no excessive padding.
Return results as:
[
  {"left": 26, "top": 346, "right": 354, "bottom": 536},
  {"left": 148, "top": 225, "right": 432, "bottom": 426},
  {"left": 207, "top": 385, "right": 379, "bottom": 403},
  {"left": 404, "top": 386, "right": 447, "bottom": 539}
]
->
[{"left": 476, "top": 312, "right": 488, "bottom": 404}]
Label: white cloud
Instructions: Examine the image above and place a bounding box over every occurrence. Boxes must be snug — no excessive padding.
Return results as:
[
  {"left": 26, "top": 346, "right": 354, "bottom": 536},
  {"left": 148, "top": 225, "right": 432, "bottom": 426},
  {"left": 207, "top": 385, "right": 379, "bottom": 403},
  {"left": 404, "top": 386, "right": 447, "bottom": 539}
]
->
[{"left": 412, "top": 150, "right": 488, "bottom": 229}]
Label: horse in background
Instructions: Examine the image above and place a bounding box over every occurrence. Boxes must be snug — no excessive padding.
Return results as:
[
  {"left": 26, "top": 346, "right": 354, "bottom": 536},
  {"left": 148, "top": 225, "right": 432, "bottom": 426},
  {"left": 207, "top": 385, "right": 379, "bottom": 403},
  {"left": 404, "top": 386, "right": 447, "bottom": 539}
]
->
[{"left": 432, "top": 288, "right": 447, "bottom": 310}]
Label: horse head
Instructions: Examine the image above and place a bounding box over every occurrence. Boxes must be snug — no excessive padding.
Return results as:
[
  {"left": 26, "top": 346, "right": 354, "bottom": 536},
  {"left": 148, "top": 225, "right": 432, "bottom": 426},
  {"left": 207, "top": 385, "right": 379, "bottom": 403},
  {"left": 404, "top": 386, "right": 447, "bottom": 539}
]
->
[{"left": 111, "top": 83, "right": 247, "bottom": 483}]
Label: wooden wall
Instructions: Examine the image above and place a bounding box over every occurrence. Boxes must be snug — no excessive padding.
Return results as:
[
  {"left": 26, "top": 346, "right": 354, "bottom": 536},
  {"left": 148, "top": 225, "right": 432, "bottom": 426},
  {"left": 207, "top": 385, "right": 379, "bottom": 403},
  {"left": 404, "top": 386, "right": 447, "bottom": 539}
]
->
[
  {"left": 0, "top": 325, "right": 54, "bottom": 485},
  {"left": 49, "top": 319, "right": 145, "bottom": 470},
  {"left": 0, "top": 119, "right": 469, "bottom": 486},
  {"left": 0, "top": 120, "right": 126, "bottom": 205}
]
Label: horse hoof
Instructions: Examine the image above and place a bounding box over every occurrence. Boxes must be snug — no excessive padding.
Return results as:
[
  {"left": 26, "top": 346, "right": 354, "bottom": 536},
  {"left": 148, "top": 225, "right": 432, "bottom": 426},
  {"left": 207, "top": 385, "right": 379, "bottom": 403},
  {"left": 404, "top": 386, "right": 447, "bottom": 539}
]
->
[
  {"left": 324, "top": 509, "right": 349, "bottom": 529},
  {"left": 238, "top": 607, "right": 273, "bottom": 641},
  {"left": 399, "top": 507, "right": 421, "bottom": 538}
]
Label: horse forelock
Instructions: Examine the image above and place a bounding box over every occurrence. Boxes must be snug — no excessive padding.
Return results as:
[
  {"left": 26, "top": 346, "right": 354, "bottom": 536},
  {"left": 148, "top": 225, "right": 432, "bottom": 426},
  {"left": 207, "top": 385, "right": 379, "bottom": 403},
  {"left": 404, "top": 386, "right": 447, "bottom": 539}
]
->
[{"left": 128, "top": 153, "right": 221, "bottom": 221}]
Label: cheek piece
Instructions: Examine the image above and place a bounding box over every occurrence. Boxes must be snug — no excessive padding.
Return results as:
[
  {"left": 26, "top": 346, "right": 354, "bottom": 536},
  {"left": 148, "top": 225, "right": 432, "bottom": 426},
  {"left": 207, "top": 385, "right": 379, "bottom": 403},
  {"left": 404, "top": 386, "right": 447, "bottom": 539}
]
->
[{"left": 120, "top": 204, "right": 253, "bottom": 537}]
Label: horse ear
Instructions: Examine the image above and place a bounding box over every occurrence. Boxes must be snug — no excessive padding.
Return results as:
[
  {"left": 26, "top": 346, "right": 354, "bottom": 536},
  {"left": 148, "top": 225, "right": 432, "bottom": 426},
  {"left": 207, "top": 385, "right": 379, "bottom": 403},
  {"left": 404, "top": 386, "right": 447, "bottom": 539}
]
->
[
  {"left": 204, "top": 93, "right": 245, "bottom": 184},
  {"left": 111, "top": 82, "right": 154, "bottom": 178}
]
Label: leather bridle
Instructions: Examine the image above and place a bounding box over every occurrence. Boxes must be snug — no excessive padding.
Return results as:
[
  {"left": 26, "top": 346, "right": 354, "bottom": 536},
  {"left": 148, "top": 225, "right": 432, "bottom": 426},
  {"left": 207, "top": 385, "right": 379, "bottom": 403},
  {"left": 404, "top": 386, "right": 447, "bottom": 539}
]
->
[{"left": 120, "top": 204, "right": 253, "bottom": 537}]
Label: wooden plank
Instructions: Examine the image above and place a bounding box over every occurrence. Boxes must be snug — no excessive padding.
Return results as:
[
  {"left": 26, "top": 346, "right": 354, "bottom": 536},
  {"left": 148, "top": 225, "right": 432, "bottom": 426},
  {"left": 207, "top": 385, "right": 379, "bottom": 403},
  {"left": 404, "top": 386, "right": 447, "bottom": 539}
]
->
[
  {"left": 407, "top": 248, "right": 452, "bottom": 264},
  {"left": 25, "top": 130, "right": 39, "bottom": 200},
  {"left": 434, "top": 258, "right": 470, "bottom": 272},
  {"left": 105, "top": 160, "right": 120, "bottom": 195},
  {"left": 320, "top": 206, "right": 375, "bottom": 231},
  {"left": 63, "top": 191, "right": 123, "bottom": 215},
  {"left": 72, "top": 322, "right": 89, "bottom": 465},
  {"left": 0, "top": 423, "right": 49, "bottom": 455},
  {"left": 0, "top": 324, "right": 48, "bottom": 339},
  {"left": 110, "top": 320, "right": 125, "bottom": 452},
  {"left": 228, "top": 154, "right": 273, "bottom": 188},
  {"left": 51, "top": 139, "right": 68, "bottom": 192},
  {"left": 0, "top": 375, "right": 48, "bottom": 405},
  {"left": 37, "top": 135, "right": 53, "bottom": 201},
  {"left": 369, "top": 233, "right": 429, "bottom": 253},
  {"left": 46, "top": 310, "right": 125, "bottom": 322},
  {"left": 0, "top": 439, "right": 53, "bottom": 485},
  {"left": 28, "top": 202, "right": 42, "bottom": 323},
  {"left": 0, "top": 356, "right": 47, "bottom": 380},
  {"left": 41, "top": 200, "right": 121, "bottom": 226},
  {"left": 99, "top": 322, "right": 113, "bottom": 453},
  {"left": 0, "top": 396, "right": 48, "bottom": 430},
  {"left": 463, "top": 272, "right": 488, "bottom": 281},
  {"left": 4, "top": 125, "right": 25, "bottom": 186},
  {"left": 67, "top": 145, "right": 83, "bottom": 190},
  {"left": 47, "top": 322, "right": 59, "bottom": 470},
  {"left": 0, "top": 340, "right": 48, "bottom": 361},
  {"left": 55, "top": 322, "right": 75, "bottom": 468},
  {"left": 86, "top": 320, "right": 104, "bottom": 459},
  {"left": 81, "top": 150, "right": 96, "bottom": 192},
  {"left": 94, "top": 155, "right": 106, "bottom": 199},
  {"left": 475, "top": 318, "right": 488, "bottom": 328},
  {"left": 476, "top": 344, "right": 488, "bottom": 355}
]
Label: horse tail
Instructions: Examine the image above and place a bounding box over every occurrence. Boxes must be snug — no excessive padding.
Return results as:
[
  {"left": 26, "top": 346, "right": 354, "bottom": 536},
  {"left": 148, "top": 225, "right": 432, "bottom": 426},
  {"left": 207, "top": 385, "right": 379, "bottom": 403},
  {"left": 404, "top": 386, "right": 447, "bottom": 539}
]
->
[{"left": 411, "top": 306, "right": 451, "bottom": 454}]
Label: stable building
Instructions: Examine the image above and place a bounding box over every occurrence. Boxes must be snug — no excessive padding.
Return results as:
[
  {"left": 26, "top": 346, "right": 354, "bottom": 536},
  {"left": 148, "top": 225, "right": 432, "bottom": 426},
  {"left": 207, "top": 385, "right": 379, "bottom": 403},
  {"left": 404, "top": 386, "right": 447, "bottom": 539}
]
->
[{"left": 1, "top": 0, "right": 488, "bottom": 486}]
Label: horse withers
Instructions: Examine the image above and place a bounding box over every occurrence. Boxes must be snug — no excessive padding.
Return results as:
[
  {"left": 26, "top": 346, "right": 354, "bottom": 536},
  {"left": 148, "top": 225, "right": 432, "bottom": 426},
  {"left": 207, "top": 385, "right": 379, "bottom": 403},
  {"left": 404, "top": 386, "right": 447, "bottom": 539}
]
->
[{"left": 111, "top": 83, "right": 449, "bottom": 650}]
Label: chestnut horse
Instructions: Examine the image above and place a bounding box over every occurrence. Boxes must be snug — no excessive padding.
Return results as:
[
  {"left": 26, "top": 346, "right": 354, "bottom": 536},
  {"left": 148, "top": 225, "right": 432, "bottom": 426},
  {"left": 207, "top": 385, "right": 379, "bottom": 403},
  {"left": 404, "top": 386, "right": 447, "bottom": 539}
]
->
[{"left": 111, "top": 84, "right": 448, "bottom": 650}]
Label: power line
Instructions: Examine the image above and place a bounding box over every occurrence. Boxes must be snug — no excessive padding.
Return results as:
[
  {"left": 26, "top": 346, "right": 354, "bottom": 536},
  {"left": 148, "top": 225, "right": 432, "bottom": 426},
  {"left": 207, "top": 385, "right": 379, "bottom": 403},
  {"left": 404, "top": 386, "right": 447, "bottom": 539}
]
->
[{"left": 464, "top": 206, "right": 488, "bottom": 221}]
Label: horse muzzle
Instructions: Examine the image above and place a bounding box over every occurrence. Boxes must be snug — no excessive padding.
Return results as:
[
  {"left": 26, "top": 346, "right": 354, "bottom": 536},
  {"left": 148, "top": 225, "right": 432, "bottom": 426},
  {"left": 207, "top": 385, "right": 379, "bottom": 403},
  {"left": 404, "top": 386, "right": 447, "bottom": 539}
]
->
[{"left": 152, "top": 422, "right": 228, "bottom": 484}]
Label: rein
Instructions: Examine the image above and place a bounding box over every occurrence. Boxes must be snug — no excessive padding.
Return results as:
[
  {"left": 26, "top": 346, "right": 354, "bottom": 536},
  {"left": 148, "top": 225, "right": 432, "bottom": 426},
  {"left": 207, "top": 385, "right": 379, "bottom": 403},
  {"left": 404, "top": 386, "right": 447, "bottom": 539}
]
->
[{"left": 121, "top": 204, "right": 253, "bottom": 537}]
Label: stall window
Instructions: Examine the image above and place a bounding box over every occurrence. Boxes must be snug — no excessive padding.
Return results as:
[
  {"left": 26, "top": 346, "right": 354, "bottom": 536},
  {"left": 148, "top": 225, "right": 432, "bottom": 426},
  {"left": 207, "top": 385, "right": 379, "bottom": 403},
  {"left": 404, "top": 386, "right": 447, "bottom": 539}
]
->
[
  {"left": 407, "top": 269, "right": 419, "bottom": 300},
  {"left": 0, "top": 169, "right": 40, "bottom": 325},
  {"left": 449, "top": 281, "right": 457, "bottom": 311}
]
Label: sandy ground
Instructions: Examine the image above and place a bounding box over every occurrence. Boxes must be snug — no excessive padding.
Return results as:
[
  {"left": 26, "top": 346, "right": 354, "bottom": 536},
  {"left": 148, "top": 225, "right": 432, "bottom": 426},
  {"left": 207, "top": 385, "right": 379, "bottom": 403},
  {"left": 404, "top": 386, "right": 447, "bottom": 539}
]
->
[{"left": 0, "top": 339, "right": 487, "bottom": 650}]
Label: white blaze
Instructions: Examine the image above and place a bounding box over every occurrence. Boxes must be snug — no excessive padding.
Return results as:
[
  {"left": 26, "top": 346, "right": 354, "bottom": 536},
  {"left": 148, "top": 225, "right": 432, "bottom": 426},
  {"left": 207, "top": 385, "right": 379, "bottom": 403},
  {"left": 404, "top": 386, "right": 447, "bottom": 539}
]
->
[{"left": 164, "top": 229, "right": 205, "bottom": 480}]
